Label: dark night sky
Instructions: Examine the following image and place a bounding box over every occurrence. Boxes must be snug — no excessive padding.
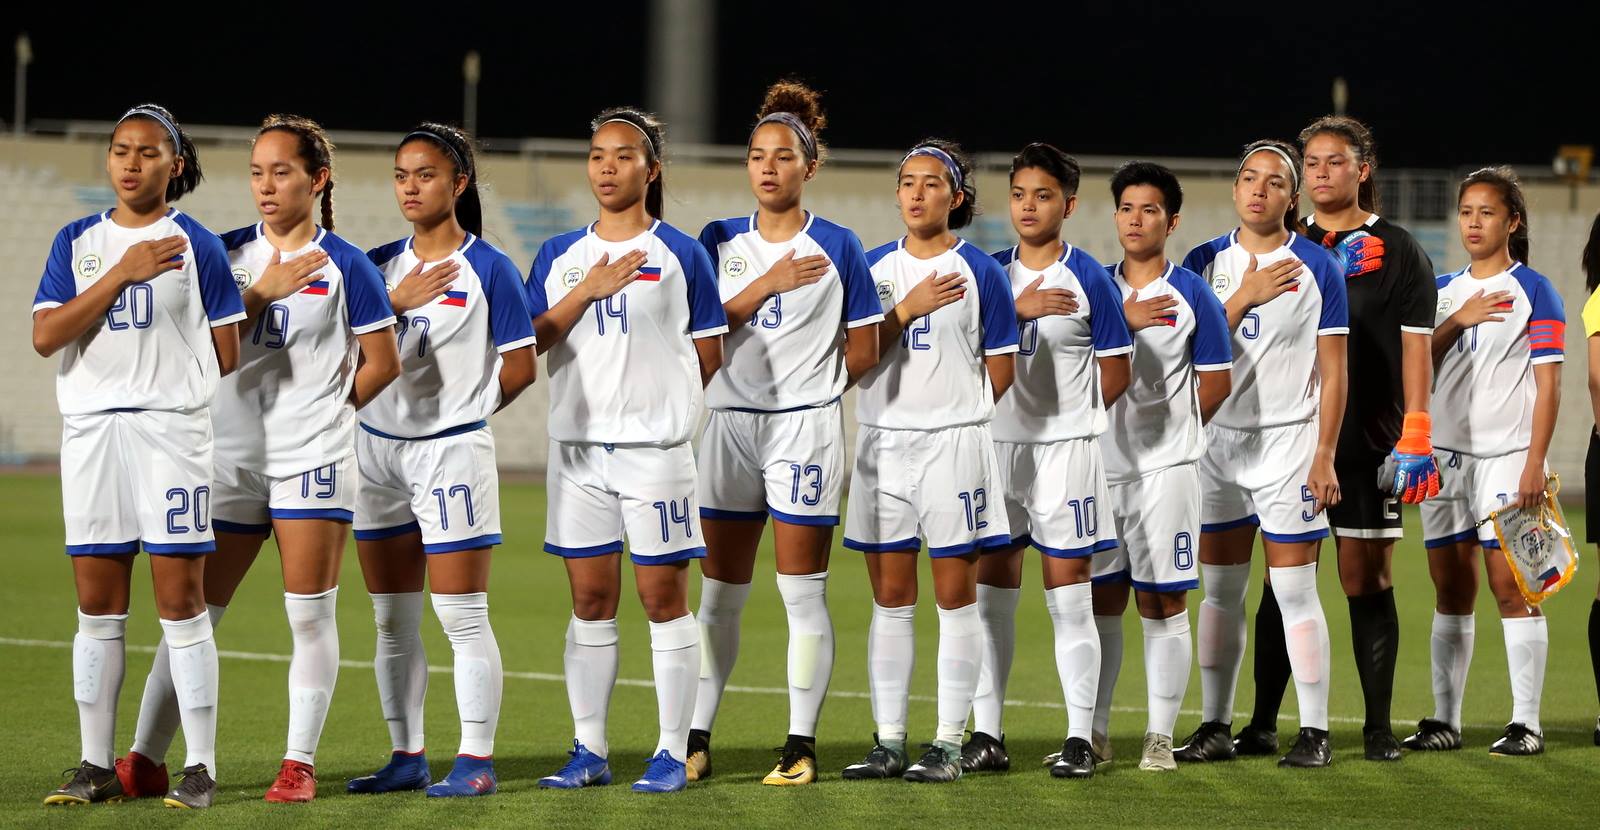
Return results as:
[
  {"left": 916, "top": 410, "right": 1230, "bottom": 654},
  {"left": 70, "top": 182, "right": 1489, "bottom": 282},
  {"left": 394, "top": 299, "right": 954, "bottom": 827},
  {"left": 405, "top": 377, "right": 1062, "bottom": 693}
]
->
[{"left": 4, "top": 4, "right": 1593, "bottom": 169}]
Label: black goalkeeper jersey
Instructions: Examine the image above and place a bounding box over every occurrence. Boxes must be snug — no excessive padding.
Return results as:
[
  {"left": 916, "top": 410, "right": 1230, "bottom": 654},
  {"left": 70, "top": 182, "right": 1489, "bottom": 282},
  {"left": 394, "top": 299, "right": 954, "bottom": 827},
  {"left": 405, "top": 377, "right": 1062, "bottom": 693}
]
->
[{"left": 1304, "top": 214, "right": 1437, "bottom": 456}]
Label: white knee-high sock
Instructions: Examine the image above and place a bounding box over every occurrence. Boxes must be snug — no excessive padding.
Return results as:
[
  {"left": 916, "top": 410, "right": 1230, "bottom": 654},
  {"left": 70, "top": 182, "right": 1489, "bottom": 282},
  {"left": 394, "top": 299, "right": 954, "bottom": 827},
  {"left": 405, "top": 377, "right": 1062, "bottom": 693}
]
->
[
  {"left": 431, "top": 592, "right": 502, "bottom": 758},
  {"left": 690, "top": 578, "right": 751, "bottom": 734},
  {"left": 936, "top": 603, "right": 984, "bottom": 747},
  {"left": 1197, "top": 562, "right": 1250, "bottom": 723},
  {"left": 371, "top": 592, "right": 427, "bottom": 754},
  {"left": 284, "top": 588, "right": 339, "bottom": 764},
  {"left": 565, "top": 616, "right": 619, "bottom": 758},
  {"left": 1430, "top": 612, "right": 1475, "bottom": 729},
  {"left": 1502, "top": 616, "right": 1548, "bottom": 732},
  {"left": 1046, "top": 584, "right": 1100, "bottom": 741},
  {"left": 131, "top": 603, "right": 224, "bottom": 763},
  {"left": 161, "top": 612, "right": 219, "bottom": 776},
  {"left": 1142, "top": 611, "right": 1193, "bottom": 739},
  {"left": 972, "top": 585, "right": 1021, "bottom": 737},
  {"left": 1269, "top": 563, "right": 1331, "bottom": 731},
  {"left": 776, "top": 572, "right": 834, "bottom": 738},
  {"left": 75, "top": 610, "right": 128, "bottom": 769},
  {"left": 649, "top": 613, "right": 700, "bottom": 761},
  {"left": 868, "top": 603, "right": 916, "bottom": 742},
  {"left": 1092, "top": 615, "right": 1125, "bottom": 740}
]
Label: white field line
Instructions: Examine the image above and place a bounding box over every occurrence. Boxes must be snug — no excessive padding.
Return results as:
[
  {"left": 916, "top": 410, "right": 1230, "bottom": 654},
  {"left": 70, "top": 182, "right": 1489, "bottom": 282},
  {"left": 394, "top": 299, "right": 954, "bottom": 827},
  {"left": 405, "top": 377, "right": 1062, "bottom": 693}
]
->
[{"left": 1, "top": 636, "right": 1585, "bottom": 736}]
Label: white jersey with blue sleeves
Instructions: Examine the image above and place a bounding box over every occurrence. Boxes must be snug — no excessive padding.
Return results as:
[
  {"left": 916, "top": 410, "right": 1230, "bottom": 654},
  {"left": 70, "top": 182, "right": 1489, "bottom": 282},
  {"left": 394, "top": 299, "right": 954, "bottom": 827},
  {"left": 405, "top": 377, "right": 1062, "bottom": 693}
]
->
[
  {"left": 213, "top": 225, "right": 396, "bottom": 477},
  {"left": 1432, "top": 262, "right": 1565, "bottom": 456},
  {"left": 361, "top": 233, "right": 535, "bottom": 439},
  {"left": 1102, "top": 261, "right": 1234, "bottom": 482},
  {"left": 33, "top": 208, "right": 246, "bottom": 415},
  {"left": 855, "top": 238, "right": 1021, "bottom": 431},
  {"left": 991, "top": 243, "right": 1132, "bottom": 442},
  {"left": 528, "top": 219, "right": 730, "bottom": 446},
  {"left": 1183, "top": 231, "right": 1347, "bottom": 430},
  {"left": 699, "top": 212, "right": 883, "bottom": 411}
]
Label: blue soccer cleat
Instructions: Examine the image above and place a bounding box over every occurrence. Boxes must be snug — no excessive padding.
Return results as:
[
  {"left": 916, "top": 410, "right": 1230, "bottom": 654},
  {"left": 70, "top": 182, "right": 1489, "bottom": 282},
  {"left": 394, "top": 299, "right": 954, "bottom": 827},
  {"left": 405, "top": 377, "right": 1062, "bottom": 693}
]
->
[
  {"left": 346, "top": 750, "right": 430, "bottom": 794},
  {"left": 631, "top": 749, "right": 687, "bottom": 793},
  {"left": 539, "top": 741, "right": 612, "bottom": 789},
  {"left": 425, "top": 755, "right": 497, "bottom": 798}
]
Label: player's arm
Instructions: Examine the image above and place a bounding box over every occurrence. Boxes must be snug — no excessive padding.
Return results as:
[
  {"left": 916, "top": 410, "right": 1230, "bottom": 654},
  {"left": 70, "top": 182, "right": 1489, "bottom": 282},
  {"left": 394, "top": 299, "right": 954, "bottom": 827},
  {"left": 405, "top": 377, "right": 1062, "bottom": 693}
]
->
[
  {"left": 879, "top": 270, "right": 965, "bottom": 351},
  {"left": 1197, "top": 369, "right": 1232, "bottom": 424},
  {"left": 242, "top": 249, "right": 329, "bottom": 326},
  {"left": 985, "top": 352, "right": 1015, "bottom": 401},
  {"left": 211, "top": 323, "right": 240, "bottom": 376},
  {"left": 1588, "top": 334, "right": 1600, "bottom": 432},
  {"left": 843, "top": 323, "right": 880, "bottom": 388},
  {"left": 1401, "top": 333, "right": 1433, "bottom": 413},
  {"left": 349, "top": 327, "right": 401, "bottom": 409},
  {"left": 495, "top": 345, "right": 537, "bottom": 410},
  {"left": 1432, "top": 289, "right": 1513, "bottom": 368},
  {"left": 1097, "top": 354, "right": 1130, "bottom": 408},
  {"left": 722, "top": 250, "right": 830, "bottom": 328},
  {"left": 1518, "top": 361, "right": 1561, "bottom": 507},
  {"left": 1307, "top": 333, "right": 1347, "bottom": 511},
  {"left": 694, "top": 335, "right": 723, "bottom": 388},
  {"left": 532, "top": 250, "right": 645, "bottom": 354},
  {"left": 1223, "top": 254, "right": 1302, "bottom": 332},
  {"left": 32, "top": 236, "right": 188, "bottom": 357}
]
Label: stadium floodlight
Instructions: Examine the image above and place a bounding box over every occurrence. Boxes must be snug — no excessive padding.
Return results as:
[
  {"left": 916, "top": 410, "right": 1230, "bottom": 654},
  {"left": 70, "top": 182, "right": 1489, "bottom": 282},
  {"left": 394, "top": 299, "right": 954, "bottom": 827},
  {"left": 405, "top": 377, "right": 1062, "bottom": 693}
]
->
[
  {"left": 13, "top": 33, "right": 30, "bottom": 136},
  {"left": 464, "top": 50, "right": 482, "bottom": 137},
  {"left": 1332, "top": 76, "right": 1348, "bottom": 116}
]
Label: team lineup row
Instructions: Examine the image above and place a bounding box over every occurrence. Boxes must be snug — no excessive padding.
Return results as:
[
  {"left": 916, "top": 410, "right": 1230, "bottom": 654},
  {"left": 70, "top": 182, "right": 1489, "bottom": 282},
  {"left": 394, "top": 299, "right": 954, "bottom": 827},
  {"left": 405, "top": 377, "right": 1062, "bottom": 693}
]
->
[{"left": 29, "top": 80, "right": 1575, "bottom": 809}]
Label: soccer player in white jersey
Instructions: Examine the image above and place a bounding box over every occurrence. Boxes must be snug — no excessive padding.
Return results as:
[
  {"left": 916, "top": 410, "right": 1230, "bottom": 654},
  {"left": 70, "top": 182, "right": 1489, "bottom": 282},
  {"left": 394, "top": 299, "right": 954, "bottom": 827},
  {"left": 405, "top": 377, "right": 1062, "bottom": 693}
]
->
[
  {"left": 1089, "top": 162, "right": 1233, "bottom": 773},
  {"left": 117, "top": 116, "right": 401, "bottom": 804},
  {"left": 1406, "top": 167, "right": 1564, "bottom": 757},
  {"left": 348, "top": 123, "right": 537, "bottom": 799},
  {"left": 689, "top": 81, "right": 882, "bottom": 786},
  {"left": 964, "top": 143, "right": 1131, "bottom": 779},
  {"left": 33, "top": 105, "right": 244, "bottom": 809},
  {"left": 1175, "top": 139, "right": 1348, "bottom": 769},
  {"left": 529, "top": 107, "right": 728, "bottom": 795},
  {"left": 840, "top": 139, "right": 1019, "bottom": 784}
]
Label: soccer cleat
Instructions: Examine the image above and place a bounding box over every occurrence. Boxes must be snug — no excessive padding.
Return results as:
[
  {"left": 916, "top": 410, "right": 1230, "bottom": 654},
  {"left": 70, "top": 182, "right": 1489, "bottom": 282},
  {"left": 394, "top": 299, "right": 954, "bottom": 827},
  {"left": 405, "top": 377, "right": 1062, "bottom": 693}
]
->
[
  {"left": 1092, "top": 731, "right": 1114, "bottom": 765},
  {"left": 115, "top": 751, "right": 168, "bottom": 799},
  {"left": 1489, "top": 723, "right": 1544, "bottom": 757},
  {"left": 631, "top": 749, "right": 687, "bottom": 793},
  {"left": 163, "top": 764, "right": 216, "bottom": 809},
  {"left": 902, "top": 742, "right": 962, "bottom": 783},
  {"left": 762, "top": 735, "right": 817, "bottom": 786},
  {"left": 958, "top": 731, "right": 1010, "bottom": 773},
  {"left": 264, "top": 759, "right": 317, "bottom": 803},
  {"left": 1278, "top": 728, "right": 1332, "bottom": 768},
  {"left": 841, "top": 734, "right": 907, "bottom": 780},
  {"left": 1174, "top": 721, "right": 1236, "bottom": 763},
  {"left": 347, "top": 750, "right": 431, "bottom": 793},
  {"left": 685, "top": 729, "right": 711, "bottom": 782},
  {"left": 425, "top": 755, "right": 497, "bottom": 798},
  {"left": 1363, "top": 727, "right": 1402, "bottom": 762},
  {"left": 539, "top": 741, "right": 612, "bottom": 789},
  {"left": 1233, "top": 724, "right": 1280, "bottom": 756},
  {"left": 1138, "top": 732, "right": 1176, "bottom": 772},
  {"left": 1049, "top": 737, "right": 1094, "bottom": 779},
  {"left": 1400, "top": 718, "right": 1462, "bottom": 752},
  {"left": 43, "top": 761, "right": 125, "bottom": 806}
]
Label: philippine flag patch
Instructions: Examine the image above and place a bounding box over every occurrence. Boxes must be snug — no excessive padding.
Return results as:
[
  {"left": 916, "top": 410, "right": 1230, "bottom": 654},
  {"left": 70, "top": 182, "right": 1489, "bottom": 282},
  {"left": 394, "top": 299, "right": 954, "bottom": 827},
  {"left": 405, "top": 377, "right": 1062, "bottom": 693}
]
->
[
  {"left": 636, "top": 266, "right": 662, "bottom": 282},
  {"left": 440, "top": 290, "right": 468, "bottom": 307},
  {"left": 300, "top": 280, "right": 330, "bottom": 296}
]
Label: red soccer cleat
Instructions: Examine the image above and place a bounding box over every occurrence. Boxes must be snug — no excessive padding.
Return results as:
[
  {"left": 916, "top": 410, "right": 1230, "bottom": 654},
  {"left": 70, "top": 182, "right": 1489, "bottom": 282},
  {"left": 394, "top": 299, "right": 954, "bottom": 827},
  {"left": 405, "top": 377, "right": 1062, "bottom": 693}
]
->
[
  {"left": 115, "top": 751, "right": 169, "bottom": 799},
  {"left": 264, "top": 760, "right": 317, "bottom": 803}
]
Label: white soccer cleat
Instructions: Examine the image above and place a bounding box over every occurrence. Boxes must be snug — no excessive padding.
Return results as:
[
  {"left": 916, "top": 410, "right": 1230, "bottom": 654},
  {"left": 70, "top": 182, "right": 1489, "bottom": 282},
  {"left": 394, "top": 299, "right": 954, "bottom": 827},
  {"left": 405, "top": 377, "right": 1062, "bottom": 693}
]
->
[{"left": 1138, "top": 732, "right": 1176, "bottom": 772}]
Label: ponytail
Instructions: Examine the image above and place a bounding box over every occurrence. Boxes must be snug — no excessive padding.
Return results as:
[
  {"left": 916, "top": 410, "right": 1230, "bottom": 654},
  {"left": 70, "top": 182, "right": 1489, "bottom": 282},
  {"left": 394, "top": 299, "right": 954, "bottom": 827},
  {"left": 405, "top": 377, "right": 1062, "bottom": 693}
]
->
[
  {"left": 1459, "top": 166, "right": 1531, "bottom": 265},
  {"left": 117, "top": 103, "right": 202, "bottom": 202},
  {"left": 592, "top": 106, "right": 667, "bottom": 219},
  {"left": 258, "top": 114, "right": 337, "bottom": 231},
  {"left": 399, "top": 122, "right": 482, "bottom": 237}
]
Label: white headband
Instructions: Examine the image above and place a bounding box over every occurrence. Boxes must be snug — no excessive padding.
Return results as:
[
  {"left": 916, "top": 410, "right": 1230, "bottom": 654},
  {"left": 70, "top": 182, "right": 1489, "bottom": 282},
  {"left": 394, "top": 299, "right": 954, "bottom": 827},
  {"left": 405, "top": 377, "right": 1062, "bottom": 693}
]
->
[
  {"left": 597, "top": 117, "right": 657, "bottom": 157},
  {"left": 1238, "top": 144, "right": 1300, "bottom": 191}
]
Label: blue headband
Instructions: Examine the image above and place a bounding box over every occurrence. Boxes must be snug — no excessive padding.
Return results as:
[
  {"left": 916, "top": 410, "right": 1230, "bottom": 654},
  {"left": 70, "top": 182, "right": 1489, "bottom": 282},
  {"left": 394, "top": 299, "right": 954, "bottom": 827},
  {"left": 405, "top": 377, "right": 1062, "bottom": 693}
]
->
[
  {"left": 901, "top": 145, "right": 964, "bottom": 192},
  {"left": 117, "top": 106, "right": 182, "bottom": 153},
  {"left": 752, "top": 112, "right": 817, "bottom": 161}
]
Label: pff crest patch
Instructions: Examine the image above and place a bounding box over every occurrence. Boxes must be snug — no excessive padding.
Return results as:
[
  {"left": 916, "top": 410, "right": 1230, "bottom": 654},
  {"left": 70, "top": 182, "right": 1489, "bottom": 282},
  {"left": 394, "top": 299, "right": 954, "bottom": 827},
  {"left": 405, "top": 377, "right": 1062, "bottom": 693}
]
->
[
  {"left": 723, "top": 256, "right": 748, "bottom": 278},
  {"left": 232, "top": 267, "right": 253, "bottom": 291},
  {"left": 76, "top": 254, "right": 103, "bottom": 279},
  {"left": 562, "top": 267, "right": 583, "bottom": 288},
  {"left": 1209, "top": 273, "right": 1231, "bottom": 296},
  {"left": 876, "top": 280, "right": 895, "bottom": 303}
]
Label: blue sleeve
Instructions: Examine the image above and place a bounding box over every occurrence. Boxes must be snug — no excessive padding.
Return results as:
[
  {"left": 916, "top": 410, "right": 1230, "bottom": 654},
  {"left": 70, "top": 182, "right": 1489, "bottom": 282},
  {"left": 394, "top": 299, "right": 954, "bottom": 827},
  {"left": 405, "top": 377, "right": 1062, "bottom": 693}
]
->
[
  {"left": 1083, "top": 269, "right": 1133, "bottom": 355},
  {"left": 486, "top": 255, "right": 536, "bottom": 351},
  {"left": 830, "top": 230, "right": 884, "bottom": 325},
  {"left": 194, "top": 231, "right": 245, "bottom": 325},
  {"left": 978, "top": 260, "right": 1021, "bottom": 353},
  {"left": 1313, "top": 255, "right": 1349, "bottom": 334},
  {"left": 33, "top": 227, "right": 77, "bottom": 309},
  {"left": 683, "top": 242, "right": 728, "bottom": 337},
  {"left": 524, "top": 240, "right": 557, "bottom": 318},
  {"left": 1180, "top": 244, "right": 1210, "bottom": 277},
  {"left": 341, "top": 251, "right": 396, "bottom": 334},
  {"left": 696, "top": 222, "right": 723, "bottom": 269},
  {"left": 1188, "top": 280, "right": 1233, "bottom": 369},
  {"left": 1527, "top": 272, "right": 1567, "bottom": 362}
]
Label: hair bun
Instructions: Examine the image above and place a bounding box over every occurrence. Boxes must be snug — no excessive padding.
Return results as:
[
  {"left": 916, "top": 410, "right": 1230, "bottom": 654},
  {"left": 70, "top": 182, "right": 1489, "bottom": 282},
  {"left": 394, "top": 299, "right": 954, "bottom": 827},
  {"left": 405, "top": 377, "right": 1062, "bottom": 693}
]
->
[{"left": 759, "top": 80, "right": 827, "bottom": 136}]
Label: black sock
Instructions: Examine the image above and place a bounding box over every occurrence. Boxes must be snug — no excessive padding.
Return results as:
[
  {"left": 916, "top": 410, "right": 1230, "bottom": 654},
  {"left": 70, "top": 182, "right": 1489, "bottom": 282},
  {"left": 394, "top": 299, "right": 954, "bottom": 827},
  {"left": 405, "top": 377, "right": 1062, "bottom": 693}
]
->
[
  {"left": 1249, "top": 583, "right": 1291, "bottom": 733},
  {"left": 1589, "top": 599, "right": 1600, "bottom": 708},
  {"left": 1348, "top": 588, "right": 1399, "bottom": 733}
]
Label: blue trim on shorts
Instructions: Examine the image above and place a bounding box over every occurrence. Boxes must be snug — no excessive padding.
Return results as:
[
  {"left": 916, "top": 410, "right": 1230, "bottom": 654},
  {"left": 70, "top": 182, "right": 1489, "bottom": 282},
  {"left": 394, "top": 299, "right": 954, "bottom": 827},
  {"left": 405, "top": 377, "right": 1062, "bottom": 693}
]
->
[
  {"left": 1201, "top": 515, "right": 1260, "bottom": 533},
  {"left": 354, "top": 521, "right": 421, "bottom": 541},
  {"left": 701, "top": 507, "right": 768, "bottom": 522},
  {"left": 359, "top": 420, "right": 487, "bottom": 441},
  {"left": 65, "top": 541, "right": 140, "bottom": 556},
  {"left": 1480, "top": 538, "right": 1501, "bottom": 550},
  {"left": 424, "top": 533, "right": 501, "bottom": 554},
  {"left": 213, "top": 519, "right": 271, "bottom": 535},
  {"left": 722, "top": 396, "right": 840, "bottom": 415},
  {"left": 144, "top": 541, "right": 215, "bottom": 555},
  {"left": 977, "top": 533, "right": 1012, "bottom": 550},
  {"left": 1132, "top": 577, "right": 1200, "bottom": 593},
  {"left": 844, "top": 536, "right": 921, "bottom": 553},
  {"left": 1425, "top": 529, "right": 1478, "bottom": 549},
  {"left": 768, "top": 506, "right": 840, "bottom": 527},
  {"left": 545, "top": 540, "right": 624, "bottom": 558},
  {"left": 927, "top": 541, "right": 984, "bottom": 558},
  {"left": 1092, "top": 569, "right": 1131, "bottom": 585},
  {"left": 270, "top": 508, "right": 354, "bottom": 523},
  {"left": 631, "top": 546, "right": 707, "bottom": 565},
  {"left": 1034, "top": 537, "right": 1119, "bottom": 559},
  {"left": 1261, "top": 528, "right": 1330, "bottom": 543}
]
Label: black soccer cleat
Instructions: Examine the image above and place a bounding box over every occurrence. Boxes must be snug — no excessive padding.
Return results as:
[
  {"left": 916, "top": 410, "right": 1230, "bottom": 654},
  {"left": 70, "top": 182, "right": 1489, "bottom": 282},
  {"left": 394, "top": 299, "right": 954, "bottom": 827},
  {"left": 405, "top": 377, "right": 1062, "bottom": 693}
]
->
[
  {"left": 1363, "top": 727, "right": 1402, "bottom": 761},
  {"left": 1233, "top": 724, "right": 1279, "bottom": 756},
  {"left": 958, "top": 731, "right": 1010, "bottom": 773},
  {"left": 841, "top": 734, "right": 907, "bottom": 780},
  {"left": 43, "top": 761, "right": 125, "bottom": 806},
  {"left": 1489, "top": 723, "right": 1544, "bottom": 757},
  {"left": 1277, "top": 728, "right": 1332, "bottom": 768},
  {"left": 1050, "top": 737, "right": 1094, "bottom": 779},
  {"left": 685, "top": 728, "right": 711, "bottom": 782},
  {"left": 1400, "top": 718, "right": 1462, "bottom": 752},
  {"left": 1174, "top": 720, "right": 1236, "bottom": 763},
  {"left": 162, "top": 764, "right": 216, "bottom": 809},
  {"left": 903, "top": 743, "right": 962, "bottom": 783}
]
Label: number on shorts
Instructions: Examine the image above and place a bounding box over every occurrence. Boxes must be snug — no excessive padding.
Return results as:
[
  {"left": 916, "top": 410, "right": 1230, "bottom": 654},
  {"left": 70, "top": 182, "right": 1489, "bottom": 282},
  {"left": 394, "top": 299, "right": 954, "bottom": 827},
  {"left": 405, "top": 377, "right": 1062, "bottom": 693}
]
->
[
  {"left": 1241, "top": 312, "right": 1261, "bottom": 340},
  {"left": 654, "top": 497, "right": 692, "bottom": 542},
  {"left": 1018, "top": 319, "right": 1039, "bottom": 356},
  {"left": 432, "top": 484, "right": 476, "bottom": 531},
  {"left": 1174, "top": 531, "right": 1194, "bottom": 570},
  {"left": 396, "top": 315, "right": 431, "bottom": 358},
  {"left": 252, "top": 303, "right": 290, "bottom": 349},
  {"left": 300, "top": 464, "right": 337, "bottom": 500},
  {"left": 789, "top": 463, "right": 823, "bottom": 506},
  {"left": 1067, "top": 497, "right": 1098, "bottom": 539},
  {"left": 902, "top": 315, "right": 932, "bottom": 351},
  {"left": 597, "top": 295, "right": 629, "bottom": 335},
  {"left": 106, "top": 283, "right": 154, "bottom": 331},
  {"left": 165, "top": 486, "right": 210, "bottom": 534},
  {"left": 958, "top": 489, "right": 989, "bottom": 532},
  {"left": 751, "top": 294, "right": 782, "bottom": 329},
  {"left": 1301, "top": 485, "right": 1317, "bottom": 522},
  {"left": 1446, "top": 452, "right": 1461, "bottom": 469}
]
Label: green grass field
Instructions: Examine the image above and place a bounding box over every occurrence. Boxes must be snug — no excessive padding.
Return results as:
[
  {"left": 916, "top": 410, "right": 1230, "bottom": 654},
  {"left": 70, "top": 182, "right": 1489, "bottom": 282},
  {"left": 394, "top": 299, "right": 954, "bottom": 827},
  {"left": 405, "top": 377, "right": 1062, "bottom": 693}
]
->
[{"left": 4, "top": 472, "right": 1600, "bottom": 829}]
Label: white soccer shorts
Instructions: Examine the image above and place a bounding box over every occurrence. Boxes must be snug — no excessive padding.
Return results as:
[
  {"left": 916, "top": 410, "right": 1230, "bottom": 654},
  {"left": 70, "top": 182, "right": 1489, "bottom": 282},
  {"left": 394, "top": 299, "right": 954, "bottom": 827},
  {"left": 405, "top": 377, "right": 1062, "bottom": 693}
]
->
[
  {"left": 1422, "top": 447, "right": 1542, "bottom": 550},
  {"left": 844, "top": 423, "right": 1011, "bottom": 557},
  {"left": 1199, "top": 420, "right": 1330, "bottom": 543},
  {"left": 1094, "top": 463, "right": 1202, "bottom": 592},
  {"left": 211, "top": 454, "right": 357, "bottom": 534},
  {"left": 995, "top": 436, "right": 1117, "bottom": 558},
  {"left": 698, "top": 401, "right": 844, "bottom": 525},
  {"left": 546, "top": 440, "right": 707, "bottom": 564},
  {"left": 60, "top": 409, "right": 217, "bottom": 555},
  {"left": 354, "top": 423, "right": 503, "bottom": 554}
]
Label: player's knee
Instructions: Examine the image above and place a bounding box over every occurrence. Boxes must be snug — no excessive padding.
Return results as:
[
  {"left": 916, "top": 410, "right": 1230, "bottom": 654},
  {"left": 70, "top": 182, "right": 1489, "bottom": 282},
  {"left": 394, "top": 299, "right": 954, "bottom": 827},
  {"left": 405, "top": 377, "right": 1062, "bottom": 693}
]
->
[
  {"left": 638, "top": 591, "right": 689, "bottom": 623},
  {"left": 571, "top": 586, "right": 620, "bottom": 621},
  {"left": 154, "top": 593, "right": 207, "bottom": 621}
]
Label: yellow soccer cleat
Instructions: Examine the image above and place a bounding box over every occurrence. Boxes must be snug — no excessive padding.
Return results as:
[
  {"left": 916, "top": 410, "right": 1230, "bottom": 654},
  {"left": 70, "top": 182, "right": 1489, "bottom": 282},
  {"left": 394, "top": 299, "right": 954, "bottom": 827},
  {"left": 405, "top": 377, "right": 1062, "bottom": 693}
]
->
[
  {"left": 685, "top": 729, "right": 711, "bottom": 783},
  {"left": 763, "top": 736, "right": 818, "bottom": 786}
]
